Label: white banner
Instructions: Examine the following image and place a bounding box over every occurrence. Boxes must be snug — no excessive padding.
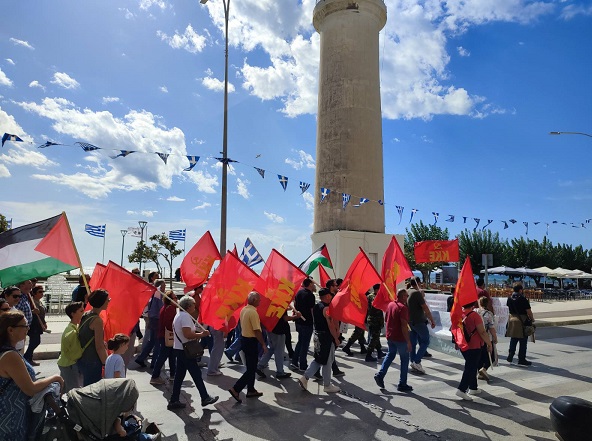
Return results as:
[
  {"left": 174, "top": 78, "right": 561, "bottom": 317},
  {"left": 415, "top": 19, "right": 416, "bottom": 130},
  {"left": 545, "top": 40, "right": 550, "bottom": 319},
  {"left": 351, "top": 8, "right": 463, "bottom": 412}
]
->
[{"left": 127, "top": 227, "right": 142, "bottom": 238}]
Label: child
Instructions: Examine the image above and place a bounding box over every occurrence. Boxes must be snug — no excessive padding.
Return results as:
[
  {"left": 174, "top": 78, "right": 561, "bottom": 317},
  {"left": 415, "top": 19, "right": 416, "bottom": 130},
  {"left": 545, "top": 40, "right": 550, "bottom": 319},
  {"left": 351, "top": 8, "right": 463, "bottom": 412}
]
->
[
  {"left": 57, "top": 301, "right": 85, "bottom": 392},
  {"left": 105, "top": 333, "right": 130, "bottom": 379}
]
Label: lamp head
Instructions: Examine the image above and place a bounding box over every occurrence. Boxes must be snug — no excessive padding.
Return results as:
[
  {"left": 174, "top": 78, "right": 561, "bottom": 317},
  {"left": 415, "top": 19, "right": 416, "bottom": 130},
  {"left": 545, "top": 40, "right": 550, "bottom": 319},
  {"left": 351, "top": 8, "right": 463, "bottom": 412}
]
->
[{"left": 200, "top": 0, "right": 208, "bottom": 4}]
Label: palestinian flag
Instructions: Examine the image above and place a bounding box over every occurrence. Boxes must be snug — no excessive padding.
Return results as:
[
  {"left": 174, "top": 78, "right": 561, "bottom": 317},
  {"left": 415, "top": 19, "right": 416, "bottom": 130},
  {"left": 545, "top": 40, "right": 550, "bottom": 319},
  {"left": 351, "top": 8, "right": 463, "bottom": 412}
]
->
[
  {"left": 299, "top": 244, "right": 333, "bottom": 275},
  {"left": 0, "top": 213, "right": 79, "bottom": 286}
]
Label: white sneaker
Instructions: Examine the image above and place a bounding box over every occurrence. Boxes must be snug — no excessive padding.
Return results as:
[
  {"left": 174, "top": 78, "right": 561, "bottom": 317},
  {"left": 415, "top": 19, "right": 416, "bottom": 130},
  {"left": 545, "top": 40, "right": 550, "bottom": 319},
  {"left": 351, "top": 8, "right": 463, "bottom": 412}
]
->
[
  {"left": 468, "top": 388, "right": 482, "bottom": 395},
  {"left": 411, "top": 362, "right": 426, "bottom": 374},
  {"left": 298, "top": 376, "right": 308, "bottom": 391},
  {"left": 323, "top": 384, "right": 341, "bottom": 393},
  {"left": 455, "top": 389, "right": 473, "bottom": 401}
]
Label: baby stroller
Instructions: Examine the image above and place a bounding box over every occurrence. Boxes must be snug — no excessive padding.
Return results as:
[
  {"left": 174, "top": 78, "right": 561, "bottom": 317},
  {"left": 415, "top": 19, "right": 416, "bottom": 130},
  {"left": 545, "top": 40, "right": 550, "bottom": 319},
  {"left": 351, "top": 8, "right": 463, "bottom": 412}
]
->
[{"left": 43, "top": 378, "right": 159, "bottom": 440}]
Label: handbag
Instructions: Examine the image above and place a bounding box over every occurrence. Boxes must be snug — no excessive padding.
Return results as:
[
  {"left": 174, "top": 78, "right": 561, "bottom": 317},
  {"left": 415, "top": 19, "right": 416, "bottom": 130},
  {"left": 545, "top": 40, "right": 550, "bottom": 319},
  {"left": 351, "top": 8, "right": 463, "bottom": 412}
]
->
[
  {"left": 173, "top": 328, "right": 204, "bottom": 359},
  {"left": 520, "top": 316, "right": 536, "bottom": 337},
  {"left": 164, "top": 329, "right": 174, "bottom": 348}
]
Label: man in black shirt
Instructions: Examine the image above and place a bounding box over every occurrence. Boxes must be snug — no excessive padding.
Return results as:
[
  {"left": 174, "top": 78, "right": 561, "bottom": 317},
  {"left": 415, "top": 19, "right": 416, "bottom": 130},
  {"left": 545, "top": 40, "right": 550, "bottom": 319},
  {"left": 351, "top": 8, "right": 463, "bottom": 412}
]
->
[
  {"left": 291, "top": 279, "right": 316, "bottom": 371},
  {"left": 505, "top": 284, "right": 535, "bottom": 366}
]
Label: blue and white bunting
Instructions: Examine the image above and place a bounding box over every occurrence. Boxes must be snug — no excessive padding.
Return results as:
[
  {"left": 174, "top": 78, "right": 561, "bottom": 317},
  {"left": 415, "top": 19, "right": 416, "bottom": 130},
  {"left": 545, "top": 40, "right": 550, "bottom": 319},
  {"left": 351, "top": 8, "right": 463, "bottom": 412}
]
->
[
  {"left": 169, "top": 229, "right": 186, "bottom": 241},
  {"left": 463, "top": 216, "right": 467, "bottom": 224},
  {"left": 278, "top": 175, "right": 288, "bottom": 191},
  {"left": 409, "top": 208, "right": 418, "bottom": 223},
  {"left": 75, "top": 142, "right": 101, "bottom": 152},
  {"left": 432, "top": 212, "right": 439, "bottom": 225},
  {"left": 110, "top": 150, "right": 135, "bottom": 159},
  {"left": 482, "top": 219, "right": 493, "bottom": 230},
  {"left": 446, "top": 215, "right": 455, "bottom": 222},
  {"left": 85, "top": 224, "right": 106, "bottom": 238},
  {"left": 342, "top": 193, "right": 351, "bottom": 209},
  {"left": 524, "top": 221, "right": 529, "bottom": 235},
  {"left": 184, "top": 155, "right": 200, "bottom": 171},
  {"left": 240, "top": 238, "right": 264, "bottom": 267},
  {"left": 473, "top": 218, "right": 480, "bottom": 232},
  {"left": 255, "top": 167, "right": 265, "bottom": 178},
  {"left": 396, "top": 206, "right": 404, "bottom": 225},
  {"left": 1, "top": 133, "right": 24, "bottom": 147},
  {"left": 353, "top": 197, "right": 370, "bottom": 207},
  {"left": 320, "top": 187, "right": 330, "bottom": 202},
  {"left": 299, "top": 181, "right": 310, "bottom": 194},
  {"left": 509, "top": 219, "right": 517, "bottom": 224},
  {"left": 37, "top": 141, "right": 61, "bottom": 148},
  {"left": 378, "top": 200, "right": 384, "bottom": 205},
  {"left": 157, "top": 153, "right": 169, "bottom": 164}
]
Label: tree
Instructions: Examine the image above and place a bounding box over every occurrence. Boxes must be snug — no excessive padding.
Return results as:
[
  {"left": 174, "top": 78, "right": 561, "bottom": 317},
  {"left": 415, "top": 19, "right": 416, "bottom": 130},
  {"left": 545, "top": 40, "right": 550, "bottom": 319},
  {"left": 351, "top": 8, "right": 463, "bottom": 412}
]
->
[
  {"left": 148, "top": 233, "right": 183, "bottom": 288},
  {"left": 0, "top": 214, "right": 9, "bottom": 234},
  {"left": 404, "top": 220, "right": 450, "bottom": 284},
  {"left": 128, "top": 240, "right": 159, "bottom": 274},
  {"left": 457, "top": 229, "right": 506, "bottom": 275}
]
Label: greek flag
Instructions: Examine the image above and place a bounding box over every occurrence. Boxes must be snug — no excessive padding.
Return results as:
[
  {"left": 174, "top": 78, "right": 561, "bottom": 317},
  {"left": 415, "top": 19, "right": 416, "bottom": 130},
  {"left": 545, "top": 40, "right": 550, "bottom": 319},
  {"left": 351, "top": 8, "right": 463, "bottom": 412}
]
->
[
  {"left": 169, "top": 229, "right": 186, "bottom": 241},
  {"left": 278, "top": 175, "right": 288, "bottom": 191},
  {"left": 320, "top": 187, "right": 330, "bottom": 202},
  {"left": 240, "top": 238, "right": 264, "bottom": 267},
  {"left": 1, "top": 133, "right": 24, "bottom": 147},
  {"left": 342, "top": 193, "right": 351, "bottom": 209},
  {"left": 85, "top": 224, "right": 106, "bottom": 238}
]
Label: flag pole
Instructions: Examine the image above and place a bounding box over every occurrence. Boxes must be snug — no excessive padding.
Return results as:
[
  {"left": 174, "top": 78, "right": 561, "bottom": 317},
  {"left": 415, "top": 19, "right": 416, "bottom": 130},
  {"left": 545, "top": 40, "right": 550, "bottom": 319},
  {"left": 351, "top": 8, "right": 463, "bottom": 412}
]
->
[
  {"left": 62, "top": 212, "right": 92, "bottom": 300},
  {"left": 102, "top": 230, "right": 106, "bottom": 264}
]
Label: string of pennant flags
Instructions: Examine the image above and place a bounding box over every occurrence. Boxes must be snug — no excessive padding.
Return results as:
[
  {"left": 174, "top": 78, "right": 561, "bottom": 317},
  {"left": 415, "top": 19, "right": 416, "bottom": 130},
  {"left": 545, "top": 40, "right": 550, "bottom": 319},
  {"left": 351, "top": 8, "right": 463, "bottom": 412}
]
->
[{"left": 3, "top": 132, "right": 591, "bottom": 237}]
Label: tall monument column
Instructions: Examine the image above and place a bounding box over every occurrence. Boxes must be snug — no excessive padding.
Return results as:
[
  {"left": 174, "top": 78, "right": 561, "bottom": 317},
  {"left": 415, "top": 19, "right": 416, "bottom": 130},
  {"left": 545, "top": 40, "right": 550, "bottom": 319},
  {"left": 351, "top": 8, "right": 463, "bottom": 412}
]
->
[{"left": 311, "top": 0, "right": 391, "bottom": 277}]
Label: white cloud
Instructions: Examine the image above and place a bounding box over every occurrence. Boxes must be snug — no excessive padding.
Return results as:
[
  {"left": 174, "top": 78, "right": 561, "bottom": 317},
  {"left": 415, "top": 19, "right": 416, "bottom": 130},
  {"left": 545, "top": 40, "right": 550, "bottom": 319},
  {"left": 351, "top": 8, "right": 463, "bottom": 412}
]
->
[
  {"left": 0, "top": 69, "right": 13, "bottom": 87},
  {"left": 193, "top": 202, "right": 212, "bottom": 210},
  {"left": 9, "top": 38, "right": 34, "bottom": 50},
  {"left": 264, "top": 211, "right": 284, "bottom": 224},
  {"left": 192, "top": 138, "right": 205, "bottom": 145},
  {"left": 0, "top": 163, "right": 10, "bottom": 178},
  {"left": 157, "top": 24, "right": 207, "bottom": 54},
  {"left": 302, "top": 192, "right": 314, "bottom": 211},
  {"left": 457, "top": 46, "right": 470, "bottom": 57},
  {"left": 102, "top": 96, "right": 120, "bottom": 104},
  {"left": 119, "top": 7, "right": 135, "bottom": 19},
  {"left": 51, "top": 72, "right": 80, "bottom": 90},
  {"left": 202, "top": 77, "right": 235, "bottom": 93},
  {"left": 5, "top": 59, "right": 15, "bottom": 65},
  {"left": 236, "top": 177, "right": 250, "bottom": 199},
  {"left": 560, "top": 4, "right": 592, "bottom": 20},
  {"left": 159, "top": 86, "right": 168, "bottom": 93},
  {"left": 126, "top": 210, "right": 157, "bottom": 217},
  {"left": 139, "top": 0, "right": 167, "bottom": 11},
  {"left": 29, "top": 80, "right": 45, "bottom": 91},
  {"left": 285, "top": 149, "right": 315, "bottom": 170},
  {"left": 166, "top": 196, "right": 185, "bottom": 202}
]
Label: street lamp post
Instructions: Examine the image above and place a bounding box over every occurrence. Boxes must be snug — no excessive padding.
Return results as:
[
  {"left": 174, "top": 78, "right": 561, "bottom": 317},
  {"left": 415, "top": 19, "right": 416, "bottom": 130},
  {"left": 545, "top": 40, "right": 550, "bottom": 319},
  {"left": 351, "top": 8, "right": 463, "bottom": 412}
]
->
[
  {"left": 120, "top": 229, "right": 127, "bottom": 266},
  {"left": 138, "top": 221, "right": 148, "bottom": 276},
  {"left": 201, "top": 0, "right": 230, "bottom": 256},
  {"left": 549, "top": 131, "right": 592, "bottom": 138}
]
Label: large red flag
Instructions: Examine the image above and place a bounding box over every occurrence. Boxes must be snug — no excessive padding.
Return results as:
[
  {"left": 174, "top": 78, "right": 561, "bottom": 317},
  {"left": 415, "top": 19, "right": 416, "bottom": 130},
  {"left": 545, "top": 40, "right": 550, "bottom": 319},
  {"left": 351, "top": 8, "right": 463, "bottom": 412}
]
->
[
  {"left": 89, "top": 263, "right": 106, "bottom": 291},
  {"left": 255, "top": 249, "right": 308, "bottom": 331},
  {"left": 328, "top": 248, "right": 381, "bottom": 329},
  {"left": 199, "top": 252, "right": 260, "bottom": 332},
  {"left": 90, "top": 261, "right": 156, "bottom": 342},
  {"left": 414, "top": 239, "right": 460, "bottom": 263},
  {"left": 450, "top": 257, "right": 478, "bottom": 351},
  {"left": 318, "top": 264, "right": 331, "bottom": 288},
  {"left": 180, "top": 231, "right": 221, "bottom": 293},
  {"left": 374, "top": 236, "right": 414, "bottom": 312}
]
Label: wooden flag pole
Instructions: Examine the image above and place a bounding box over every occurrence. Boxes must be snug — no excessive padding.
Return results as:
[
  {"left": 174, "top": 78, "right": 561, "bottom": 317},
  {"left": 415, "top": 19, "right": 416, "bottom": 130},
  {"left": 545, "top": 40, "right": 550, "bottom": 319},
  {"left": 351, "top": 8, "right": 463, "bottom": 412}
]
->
[{"left": 62, "top": 212, "right": 92, "bottom": 301}]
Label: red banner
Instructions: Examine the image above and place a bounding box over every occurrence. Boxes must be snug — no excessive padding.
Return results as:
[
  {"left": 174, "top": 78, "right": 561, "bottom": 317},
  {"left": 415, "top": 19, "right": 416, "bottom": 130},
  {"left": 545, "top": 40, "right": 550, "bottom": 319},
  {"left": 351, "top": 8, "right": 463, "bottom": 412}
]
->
[
  {"left": 254, "top": 249, "right": 307, "bottom": 331},
  {"left": 199, "top": 252, "right": 260, "bottom": 332},
  {"left": 180, "top": 231, "right": 221, "bottom": 293},
  {"left": 374, "top": 236, "right": 414, "bottom": 312},
  {"left": 414, "top": 239, "right": 459, "bottom": 263},
  {"left": 328, "top": 248, "right": 381, "bottom": 329},
  {"left": 318, "top": 264, "right": 331, "bottom": 288},
  {"left": 88, "top": 263, "right": 106, "bottom": 292},
  {"left": 450, "top": 256, "right": 478, "bottom": 351}
]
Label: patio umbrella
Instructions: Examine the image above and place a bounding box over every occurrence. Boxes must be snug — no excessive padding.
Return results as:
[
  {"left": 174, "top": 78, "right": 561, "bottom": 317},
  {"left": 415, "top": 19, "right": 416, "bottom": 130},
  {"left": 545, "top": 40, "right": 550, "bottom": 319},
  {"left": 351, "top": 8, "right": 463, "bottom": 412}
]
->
[
  {"left": 533, "top": 266, "right": 555, "bottom": 287},
  {"left": 481, "top": 266, "right": 518, "bottom": 275}
]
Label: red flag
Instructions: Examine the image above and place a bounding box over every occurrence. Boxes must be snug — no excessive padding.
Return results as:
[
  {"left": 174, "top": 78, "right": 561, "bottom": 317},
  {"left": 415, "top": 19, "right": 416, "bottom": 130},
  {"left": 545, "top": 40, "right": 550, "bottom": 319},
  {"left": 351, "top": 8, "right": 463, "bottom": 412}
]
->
[
  {"left": 89, "top": 263, "right": 106, "bottom": 291},
  {"left": 255, "top": 249, "right": 308, "bottom": 331},
  {"left": 450, "top": 257, "right": 478, "bottom": 351},
  {"left": 180, "top": 231, "right": 221, "bottom": 293},
  {"left": 318, "top": 264, "right": 331, "bottom": 288},
  {"left": 328, "top": 248, "right": 381, "bottom": 329},
  {"left": 199, "top": 252, "right": 260, "bottom": 332},
  {"left": 34, "top": 213, "right": 79, "bottom": 268},
  {"left": 91, "top": 261, "right": 156, "bottom": 341},
  {"left": 414, "top": 239, "right": 460, "bottom": 263},
  {"left": 230, "top": 244, "right": 238, "bottom": 257},
  {"left": 374, "top": 236, "right": 414, "bottom": 311}
]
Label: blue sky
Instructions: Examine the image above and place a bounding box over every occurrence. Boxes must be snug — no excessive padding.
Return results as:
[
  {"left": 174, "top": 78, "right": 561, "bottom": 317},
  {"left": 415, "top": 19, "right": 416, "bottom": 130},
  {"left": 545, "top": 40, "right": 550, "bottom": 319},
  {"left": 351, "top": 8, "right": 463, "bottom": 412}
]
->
[{"left": 1, "top": 0, "right": 591, "bottom": 275}]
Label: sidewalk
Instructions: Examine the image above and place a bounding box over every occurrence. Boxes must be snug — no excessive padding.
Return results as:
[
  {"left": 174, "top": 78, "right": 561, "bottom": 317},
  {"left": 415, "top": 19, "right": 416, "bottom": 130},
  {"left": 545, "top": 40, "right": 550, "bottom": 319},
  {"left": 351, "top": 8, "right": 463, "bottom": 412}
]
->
[{"left": 31, "top": 299, "right": 592, "bottom": 361}]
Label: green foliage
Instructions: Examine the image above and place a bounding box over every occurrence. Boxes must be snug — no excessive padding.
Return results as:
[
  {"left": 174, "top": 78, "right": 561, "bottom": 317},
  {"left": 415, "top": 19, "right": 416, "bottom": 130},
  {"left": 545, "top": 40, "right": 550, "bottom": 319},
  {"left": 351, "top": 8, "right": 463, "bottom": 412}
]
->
[
  {"left": 149, "top": 233, "right": 183, "bottom": 288},
  {"left": 128, "top": 240, "right": 159, "bottom": 273},
  {"left": 404, "top": 220, "right": 450, "bottom": 283},
  {"left": 0, "top": 214, "right": 8, "bottom": 234},
  {"left": 458, "top": 229, "right": 506, "bottom": 273}
]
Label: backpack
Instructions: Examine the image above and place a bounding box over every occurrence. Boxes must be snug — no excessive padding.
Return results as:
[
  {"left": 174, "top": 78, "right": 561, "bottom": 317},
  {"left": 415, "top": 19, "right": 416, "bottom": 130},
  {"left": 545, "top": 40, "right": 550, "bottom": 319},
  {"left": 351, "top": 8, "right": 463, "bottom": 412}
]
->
[
  {"left": 462, "top": 311, "right": 477, "bottom": 342},
  {"left": 61, "top": 316, "right": 95, "bottom": 362}
]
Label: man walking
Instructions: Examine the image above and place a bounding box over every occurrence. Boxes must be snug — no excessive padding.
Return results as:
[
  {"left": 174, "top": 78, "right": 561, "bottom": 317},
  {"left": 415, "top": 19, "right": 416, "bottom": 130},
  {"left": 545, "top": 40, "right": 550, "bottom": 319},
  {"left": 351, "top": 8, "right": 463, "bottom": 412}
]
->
[
  {"left": 374, "top": 289, "right": 413, "bottom": 392},
  {"left": 407, "top": 278, "right": 435, "bottom": 374},
  {"left": 365, "top": 284, "right": 386, "bottom": 362},
  {"left": 291, "top": 279, "right": 316, "bottom": 371}
]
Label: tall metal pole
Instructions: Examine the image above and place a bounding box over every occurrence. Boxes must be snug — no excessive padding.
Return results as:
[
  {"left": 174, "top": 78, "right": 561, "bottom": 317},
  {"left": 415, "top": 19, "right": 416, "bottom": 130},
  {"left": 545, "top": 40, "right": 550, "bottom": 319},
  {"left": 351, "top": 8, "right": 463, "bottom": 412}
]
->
[
  {"left": 138, "top": 221, "right": 147, "bottom": 276},
  {"left": 120, "top": 229, "right": 127, "bottom": 266}
]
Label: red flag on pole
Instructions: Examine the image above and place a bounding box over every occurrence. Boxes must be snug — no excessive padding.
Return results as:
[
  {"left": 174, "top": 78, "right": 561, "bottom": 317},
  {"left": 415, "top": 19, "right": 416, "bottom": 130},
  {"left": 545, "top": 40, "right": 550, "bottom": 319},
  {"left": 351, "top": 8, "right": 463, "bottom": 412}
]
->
[
  {"left": 90, "top": 261, "right": 156, "bottom": 341},
  {"left": 89, "top": 263, "right": 106, "bottom": 291},
  {"left": 318, "top": 264, "right": 331, "bottom": 288},
  {"left": 199, "top": 252, "right": 260, "bottom": 332},
  {"left": 180, "top": 231, "right": 221, "bottom": 293},
  {"left": 414, "top": 239, "right": 460, "bottom": 263},
  {"left": 450, "top": 256, "right": 478, "bottom": 351},
  {"left": 374, "top": 236, "right": 414, "bottom": 312},
  {"left": 255, "top": 249, "right": 308, "bottom": 331},
  {"left": 328, "top": 248, "right": 381, "bottom": 329}
]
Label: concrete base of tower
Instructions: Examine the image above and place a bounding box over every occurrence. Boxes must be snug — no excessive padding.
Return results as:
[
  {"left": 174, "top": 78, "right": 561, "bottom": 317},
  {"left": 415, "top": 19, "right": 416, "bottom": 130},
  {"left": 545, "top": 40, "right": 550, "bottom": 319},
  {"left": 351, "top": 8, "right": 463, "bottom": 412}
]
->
[{"left": 311, "top": 230, "right": 404, "bottom": 279}]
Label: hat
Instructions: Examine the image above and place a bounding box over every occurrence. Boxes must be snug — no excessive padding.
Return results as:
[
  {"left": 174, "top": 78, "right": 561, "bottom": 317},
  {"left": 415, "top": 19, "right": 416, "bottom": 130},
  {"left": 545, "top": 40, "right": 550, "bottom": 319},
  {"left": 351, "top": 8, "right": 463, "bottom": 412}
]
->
[{"left": 89, "top": 289, "right": 109, "bottom": 308}]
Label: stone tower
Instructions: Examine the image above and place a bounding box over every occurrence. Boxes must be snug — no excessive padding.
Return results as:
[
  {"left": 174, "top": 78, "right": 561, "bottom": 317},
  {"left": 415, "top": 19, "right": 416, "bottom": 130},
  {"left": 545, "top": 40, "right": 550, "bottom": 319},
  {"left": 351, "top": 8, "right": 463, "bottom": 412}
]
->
[{"left": 311, "top": 0, "right": 391, "bottom": 277}]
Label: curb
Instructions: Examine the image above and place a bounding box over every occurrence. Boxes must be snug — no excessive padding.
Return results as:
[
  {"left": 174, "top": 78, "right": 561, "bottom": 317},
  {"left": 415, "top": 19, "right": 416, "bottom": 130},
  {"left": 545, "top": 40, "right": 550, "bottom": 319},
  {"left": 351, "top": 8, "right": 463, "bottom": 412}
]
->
[{"left": 535, "top": 318, "right": 592, "bottom": 328}]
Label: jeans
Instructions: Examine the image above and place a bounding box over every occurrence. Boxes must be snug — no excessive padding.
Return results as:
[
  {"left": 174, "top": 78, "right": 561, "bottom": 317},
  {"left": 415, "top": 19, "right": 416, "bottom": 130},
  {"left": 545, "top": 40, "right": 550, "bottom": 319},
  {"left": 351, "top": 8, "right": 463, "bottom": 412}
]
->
[
  {"left": 170, "top": 349, "right": 209, "bottom": 402},
  {"left": 225, "top": 322, "right": 242, "bottom": 357},
  {"left": 509, "top": 337, "right": 528, "bottom": 360},
  {"left": 78, "top": 358, "right": 103, "bottom": 387},
  {"left": 292, "top": 324, "right": 313, "bottom": 369},
  {"left": 207, "top": 328, "right": 225, "bottom": 374},
  {"left": 458, "top": 348, "right": 481, "bottom": 392},
  {"left": 137, "top": 317, "right": 161, "bottom": 368},
  {"left": 376, "top": 340, "right": 409, "bottom": 386},
  {"left": 151, "top": 338, "right": 176, "bottom": 379},
  {"left": 233, "top": 337, "right": 259, "bottom": 393},
  {"left": 304, "top": 343, "right": 335, "bottom": 387},
  {"left": 258, "top": 332, "right": 286, "bottom": 374},
  {"left": 24, "top": 332, "right": 41, "bottom": 362},
  {"left": 409, "top": 322, "right": 430, "bottom": 364}
]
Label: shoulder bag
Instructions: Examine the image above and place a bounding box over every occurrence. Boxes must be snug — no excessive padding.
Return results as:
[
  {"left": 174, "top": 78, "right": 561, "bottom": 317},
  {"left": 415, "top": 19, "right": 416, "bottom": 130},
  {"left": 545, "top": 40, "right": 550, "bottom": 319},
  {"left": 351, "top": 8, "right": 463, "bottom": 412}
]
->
[{"left": 173, "top": 327, "right": 204, "bottom": 359}]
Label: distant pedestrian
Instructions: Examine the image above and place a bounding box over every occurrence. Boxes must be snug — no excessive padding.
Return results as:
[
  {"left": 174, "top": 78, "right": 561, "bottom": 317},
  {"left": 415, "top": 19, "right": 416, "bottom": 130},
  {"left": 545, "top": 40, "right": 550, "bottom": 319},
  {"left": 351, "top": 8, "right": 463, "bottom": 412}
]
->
[
  {"left": 407, "top": 278, "right": 435, "bottom": 374},
  {"left": 476, "top": 278, "right": 494, "bottom": 314},
  {"left": 505, "top": 284, "right": 535, "bottom": 367},
  {"left": 365, "top": 284, "right": 385, "bottom": 362},
  {"left": 291, "top": 279, "right": 316, "bottom": 371},
  {"left": 105, "top": 333, "right": 130, "bottom": 379},
  {"left": 477, "top": 296, "right": 497, "bottom": 381},
  {"left": 24, "top": 285, "right": 46, "bottom": 366},
  {"left": 57, "top": 301, "right": 84, "bottom": 392},
  {"left": 175, "top": 267, "right": 181, "bottom": 282},
  {"left": 374, "top": 289, "right": 413, "bottom": 392}
]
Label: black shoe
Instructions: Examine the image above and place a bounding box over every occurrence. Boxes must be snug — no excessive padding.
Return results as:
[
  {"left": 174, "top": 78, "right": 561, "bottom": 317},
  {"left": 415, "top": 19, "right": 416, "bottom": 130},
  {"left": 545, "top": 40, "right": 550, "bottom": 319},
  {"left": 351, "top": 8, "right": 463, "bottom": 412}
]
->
[
  {"left": 314, "top": 371, "right": 322, "bottom": 379},
  {"left": 289, "top": 363, "right": 301, "bottom": 372},
  {"left": 397, "top": 384, "right": 413, "bottom": 393},
  {"left": 360, "top": 346, "right": 367, "bottom": 354},
  {"left": 365, "top": 354, "right": 377, "bottom": 362},
  {"left": 256, "top": 368, "right": 267, "bottom": 379},
  {"left": 167, "top": 401, "right": 186, "bottom": 410},
  {"left": 276, "top": 372, "right": 291, "bottom": 379},
  {"left": 374, "top": 374, "right": 385, "bottom": 389},
  {"left": 135, "top": 359, "right": 147, "bottom": 368},
  {"left": 333, "top": 370, "right": 345, "bottom": 377},
  {"left": 342, "top": 346, "right": 353, "bottom": 356},
  {"left": 377, "top": 350, "right": 386, "bottom": 359},
  {"left": 517, "top": 359, "right": 532, "bottom": 367},
  {"left": 201, "top": 395, "right": 219, "bottom": 406},
  {"left": 423, "top": 351, "right": 433, "bottom": 358},
  {"left": 506, "top": 354, "right": 514, "bottom": 363}
]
